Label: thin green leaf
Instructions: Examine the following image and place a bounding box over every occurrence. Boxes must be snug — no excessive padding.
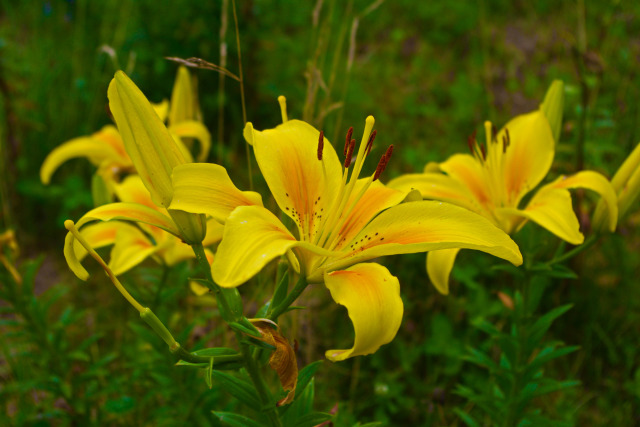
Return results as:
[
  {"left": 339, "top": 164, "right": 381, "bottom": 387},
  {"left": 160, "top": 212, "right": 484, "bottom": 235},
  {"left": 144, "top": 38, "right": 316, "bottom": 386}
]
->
[
  {"left": 191, "top": 347, "right": 238, "bottom": 357},
  {"left": 531, "top": 379, "right": 580, "bottom": 397},
  {"left": 213, "top": 412, "right": 264, "bottom": 427},
  {"left": 293, "top": 412, "right": 333, "bottom": 427},
  {"left": 295, "top": 360, "right": 323, "bottom": 399},
  {"left": 464, "top": 346, "right": 498, "bottom": 370},
  {"left": 211, "top": 371, "right": 261, "bottom": 409},
  {"left": 528, "top": 304, "right": 573, "bottom": 349},
  {"left": 524, "top": 345, "right": 580, "bottom": 380},
  {"left": 229, "top": 320, "right": 262, "bottom": 338},
  {"left": 272, "top": 269, "right": 289, "bottom": 308},
  {"left": 240, "top": 338, "right": 277, "bottom": 351},
  {"left": 454, "top": 408, "right": 480, "bottom": 427}
]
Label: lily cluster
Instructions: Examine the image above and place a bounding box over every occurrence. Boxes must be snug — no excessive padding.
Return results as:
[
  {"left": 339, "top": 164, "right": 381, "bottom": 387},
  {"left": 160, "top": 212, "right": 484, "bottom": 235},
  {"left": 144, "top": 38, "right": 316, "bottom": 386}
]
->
[{"left": 49, "top": 71, "right": 633, "bottom": 368}]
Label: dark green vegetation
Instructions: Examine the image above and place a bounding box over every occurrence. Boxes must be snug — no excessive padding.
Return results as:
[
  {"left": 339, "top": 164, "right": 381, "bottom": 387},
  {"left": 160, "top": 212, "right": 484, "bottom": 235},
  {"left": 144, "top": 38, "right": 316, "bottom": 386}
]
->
[{"left": 2, "top": 0, "right": 640, "bottom": 425}]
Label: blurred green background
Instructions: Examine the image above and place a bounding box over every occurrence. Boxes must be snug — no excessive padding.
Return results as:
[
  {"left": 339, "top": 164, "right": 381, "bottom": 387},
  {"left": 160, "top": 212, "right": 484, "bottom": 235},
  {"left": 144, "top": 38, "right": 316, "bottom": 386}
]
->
[{"left": 1, "top": 0, "right": 640, "bottom": 425}]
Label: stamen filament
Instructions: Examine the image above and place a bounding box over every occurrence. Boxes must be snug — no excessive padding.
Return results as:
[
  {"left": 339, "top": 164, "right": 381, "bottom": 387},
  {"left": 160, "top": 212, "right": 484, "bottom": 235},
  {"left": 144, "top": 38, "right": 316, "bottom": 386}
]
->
[
  {"left": 64, "top": 220, "right": 145, "bottom": 313},
  {"left": 278, "top": 96, "right": 288, "bottom": 123}
]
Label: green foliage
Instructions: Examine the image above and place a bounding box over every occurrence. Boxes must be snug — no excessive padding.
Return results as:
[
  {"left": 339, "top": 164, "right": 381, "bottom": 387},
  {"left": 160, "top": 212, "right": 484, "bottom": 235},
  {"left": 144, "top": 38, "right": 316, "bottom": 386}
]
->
[
  {"left": 457, "top": 296, "right": 579, "bottom": 426},
  {"left": 3, "top": 0, "right": 640, "bottom": 425}
]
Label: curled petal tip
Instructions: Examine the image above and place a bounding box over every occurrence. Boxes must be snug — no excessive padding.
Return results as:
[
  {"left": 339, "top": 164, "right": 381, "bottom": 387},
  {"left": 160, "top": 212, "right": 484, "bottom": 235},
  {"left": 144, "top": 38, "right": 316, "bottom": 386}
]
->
[{"left": 243, "top": 122, "right": 255, "bottom": 145}]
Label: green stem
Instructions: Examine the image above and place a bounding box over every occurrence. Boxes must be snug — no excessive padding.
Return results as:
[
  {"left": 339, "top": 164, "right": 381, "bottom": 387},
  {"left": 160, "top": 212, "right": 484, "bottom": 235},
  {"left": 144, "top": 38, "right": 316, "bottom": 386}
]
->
[
  {"left": 268, "top": 275, "right": 308, "bottom": 321},
  {"left": 502, "top": 275, "right": 531, "bottom": 427},
  {"left": 231, "top": 0, "right": 253, "bottom": 191},
  {"left": 545, "top": 235, "right": 598, "bottom": 267},
  {"left": 191, "top": 243, "right": 282, "bottom": 427},
  {"left": 170, "top": 344, "right": 243, "bottom": 365}
]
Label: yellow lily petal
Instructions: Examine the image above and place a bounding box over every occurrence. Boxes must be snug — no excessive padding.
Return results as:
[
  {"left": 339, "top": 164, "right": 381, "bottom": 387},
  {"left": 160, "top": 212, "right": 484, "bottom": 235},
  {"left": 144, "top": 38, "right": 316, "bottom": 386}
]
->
[
  {"left": 499, "top": 188, "right": 584, "bottom": 244},
  {"left": 160, "top": 236, "right": 196, "bottom": 266},
  {"left": 40, "top": 135, "right": 121, "bottom": 185},
  {"left": 618, "top": 165, "right": 640, "bottom": 222},
  {"left": 74, "top": 203, "right": 180, "bottom": 235},
  {"left": 611, "top": 142, "right": 640, "bottom": 192},
  {"left": 594, "top": 142, "right": 640, "bottom": 228},
  {"left": 211, "top": 206, "right": 297, "bottom": 288},
  {"left": 190, "top": 280, "right": 210, "bottom": 296},
  {"left": 498, "top": 110, "right": 554, "bottom": 204},
  {"left": 426, "top": 248, "right": 461, "bottom": 295},
  {"left": 542, "top": 171, "right": 618, "bottom": 232},
  {"left": 72, "top": 222, "right": 119, "bottom": 262},
  {"left": 439, "top": 154, "right": 491, "bottom": 208},
  {"left": 332, "top": 180, "right": 407, "bottom": 251},
  {"left": 64, "top": 203, "right": 181, "bottom": 280},
  {"left": 109, "top": 227, "right": 157, "bottom": 275},
  {"left": 170, "top": 163, "right": 263, "bottom": 223},
  {"left": 108, "top": 71, "right": 187, "bottom": 208},
  {"left": 249, "top": 120, "right": 343, "bottom": 241},
  {"left": 316, "top": 201, "right": 522, "bottom": 279},
  {"left": 169, "top": 120, "right": 211, "bottom": 162},
  {"left": 211, "top": 206, "right": 335, "bottom": 288},
  {"left": 153, "top": 99, "right": 170, "bottom": 122},
  {"left": 113, "top": 175, "right": 158, "bottom": 210},
  {"left": 169, "top": 66, "right": 195, "bottom": 126},
  {"left": 324, "top": 263, "right": 403, "bottom": 361},
  {"left": 203, "top": 218, "right": 224, "bottom": 246},
  {"left": 387, "top": 173, "right": 487, "bottom": 216},
  {"left": 539, "top": 80, "right": 564, "bottom": 143},
  {"left": 93, "top": 125, "right": 130, "bottom": 159}
]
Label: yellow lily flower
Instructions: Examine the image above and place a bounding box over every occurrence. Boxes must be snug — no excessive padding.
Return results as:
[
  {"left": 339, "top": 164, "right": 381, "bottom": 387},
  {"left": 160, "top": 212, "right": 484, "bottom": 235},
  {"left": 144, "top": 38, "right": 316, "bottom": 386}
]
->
[
  {"left": 70, "top": 176, "right": 224, "bottom": 276},
  {"left": 165, "top": 66, "right": 211, "bottom": 162},
  {"left": 171, "top": 102, "right": 522, "bottom": 361},
  {"left": 64, "top": 72, "right": 259, "bottom": 279},
  {"left": 40, "top": 125, "right": 134, "bottom": 189},
  {"left": 40, "top": 66, "right": 209, "bottom": 191},
  {"left": 593, "top": 141, "right": 640, "bottom": 230},
  {"left": 388, "top": 81, "right": 619, "bottom": 294}
]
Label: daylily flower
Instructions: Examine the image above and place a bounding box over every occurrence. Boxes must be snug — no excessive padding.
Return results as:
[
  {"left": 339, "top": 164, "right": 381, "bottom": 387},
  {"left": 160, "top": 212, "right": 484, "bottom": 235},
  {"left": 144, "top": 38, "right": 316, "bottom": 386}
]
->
[
  {"left": 64, "top": 71, "right": 260, "bottom": 279},
  {"left": 171, "top": 99, "right": 522, "bottom": 361},
  {"left": 40, "top": 125, "right": 134, "bottom": 189},
  {"left": 40, "top": 66, "right": 210, "bottom": 192},
  {"left": 70, "top": 176, "right": 224, "bottom": 276},
  {"left": 388, "top": 81, "right": 618, "bottom": 294},
  {"left": 593, "top": 141, "right": 640, "bottom": 230}
]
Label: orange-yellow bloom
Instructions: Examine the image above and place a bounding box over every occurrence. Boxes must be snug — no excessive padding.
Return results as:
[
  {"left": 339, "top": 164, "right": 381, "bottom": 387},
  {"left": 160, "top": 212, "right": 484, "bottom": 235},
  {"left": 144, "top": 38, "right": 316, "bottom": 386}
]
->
[
  {"left": 172, "top": 99, "right": 522, "bottom": 361},
  {"left": 69, "top": 176, "right": 224, "bottom": 276},
  {"left": 388, "top": 81, "right": 618, "bottom": 294},
  {"left": 64, "top": 72, "right": 257, "bottom": 279},
  {"left": 40, "top": 66, "right": 210, "bottom": 192},
  {"left": 593, "top": 141, "right": 640, "bottom": 230}
]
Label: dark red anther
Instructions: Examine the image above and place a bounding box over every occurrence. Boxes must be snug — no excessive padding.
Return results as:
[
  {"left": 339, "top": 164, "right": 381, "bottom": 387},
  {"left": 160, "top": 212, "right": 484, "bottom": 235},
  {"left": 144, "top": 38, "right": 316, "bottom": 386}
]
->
[
  {"left": 344, "top": 139, "right": 356, "bottom": 168},
  {"left": 491, "top": 124, "right": 498, "bottom": 143},
  {"left": 373, "top": 144, "right": 394, "bottom": 181},
  {"left": 467, "top": 130, "right": 477, "bottom": 155},
  {"left": 384, "top": 144, "right": 393, "bottom": 162},
  {"left": 365, "top": 130, "right": 377, "bottom": 156},
  {"left": 317, "top": 130, "right": 324, "bottom": 160},
  {"left": 344, "top": 127, "right": 353, "bottom": 156},
  {"left": 502, "top": 128, "right": 511, "bottom": 153},
  {"left": 480, "top": 143, "right": 486, "bottom": 160}
]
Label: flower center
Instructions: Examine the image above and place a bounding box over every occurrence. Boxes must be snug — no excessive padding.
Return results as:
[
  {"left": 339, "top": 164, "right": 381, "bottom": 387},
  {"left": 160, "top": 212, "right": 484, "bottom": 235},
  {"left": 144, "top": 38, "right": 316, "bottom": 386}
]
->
[
  {"left": 467, "top": 121, "right": 513, "bottom": 208},
  {"left": 312, "top": 116, "right": 393, "bottom": 252}
]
